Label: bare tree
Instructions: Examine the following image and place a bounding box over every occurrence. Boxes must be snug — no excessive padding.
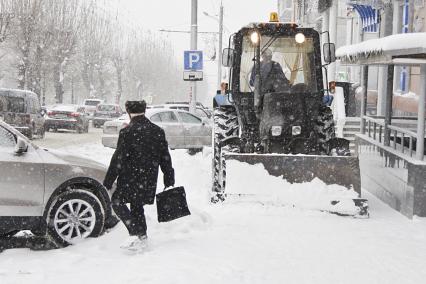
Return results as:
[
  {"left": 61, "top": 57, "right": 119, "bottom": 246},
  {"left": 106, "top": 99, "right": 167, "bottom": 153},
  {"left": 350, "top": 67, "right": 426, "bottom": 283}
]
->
[
  {"left": 78, "top": 1, "right": 112, "bottom": 100},
  {"left": 110, "top": 25, "right": 131, "bottom": 104},
  {"left": 0, "top": 0, "right": 13, "bottom": 43},
  {"left": 47, "top": 0, "right": 84, "bottom": 103},
  {"left": 11, "top": 0, "right": 43, "bottom": 89}
]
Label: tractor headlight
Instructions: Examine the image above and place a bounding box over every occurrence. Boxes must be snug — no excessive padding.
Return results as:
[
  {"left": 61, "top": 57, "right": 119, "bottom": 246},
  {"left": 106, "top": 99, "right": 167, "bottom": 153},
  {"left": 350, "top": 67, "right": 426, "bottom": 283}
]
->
[
  {"left": 250, "top": 31, "right": 260, "bottom": 45},
  {"left": 295, "top": 33, "right": 305, "bottom": 44},
  {"left": 292, "top": 125, "right": 302, "bottom": 136},
  {"left": 271, "top": 126, "right": 282, "bottom": 136}
]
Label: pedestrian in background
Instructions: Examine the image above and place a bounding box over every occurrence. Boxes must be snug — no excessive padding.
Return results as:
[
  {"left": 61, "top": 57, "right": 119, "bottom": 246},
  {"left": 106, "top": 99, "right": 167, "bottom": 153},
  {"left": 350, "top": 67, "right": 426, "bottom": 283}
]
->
[{"left": 103, "top": 100, "right": 175, "bottom": 250}]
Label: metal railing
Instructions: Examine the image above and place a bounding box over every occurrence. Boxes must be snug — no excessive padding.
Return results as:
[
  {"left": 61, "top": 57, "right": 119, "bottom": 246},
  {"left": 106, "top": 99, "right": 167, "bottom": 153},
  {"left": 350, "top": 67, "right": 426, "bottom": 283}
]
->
[
  {"left": 363, "top": 116, "right": 385, "bottom": 142},
  {"left": 387, "top": 124, "right": 418, "bottom": 157},
  {"left": 362, "top": 115, "right": 423, "bottom": 158}
]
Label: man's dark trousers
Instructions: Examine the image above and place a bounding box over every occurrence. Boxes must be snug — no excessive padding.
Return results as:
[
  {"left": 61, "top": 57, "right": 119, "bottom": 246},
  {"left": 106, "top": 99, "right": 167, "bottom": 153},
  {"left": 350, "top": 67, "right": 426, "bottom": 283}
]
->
[{"left": 112, "top": 190, "right": 147, "bottom": 236}]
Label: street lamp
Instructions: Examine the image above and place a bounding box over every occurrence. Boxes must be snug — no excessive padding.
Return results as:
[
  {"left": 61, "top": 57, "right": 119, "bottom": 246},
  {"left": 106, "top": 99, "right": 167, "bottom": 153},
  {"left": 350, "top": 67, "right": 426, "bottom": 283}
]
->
[{"left": 203, "top": 4, "right": 224, "bottom": 91}]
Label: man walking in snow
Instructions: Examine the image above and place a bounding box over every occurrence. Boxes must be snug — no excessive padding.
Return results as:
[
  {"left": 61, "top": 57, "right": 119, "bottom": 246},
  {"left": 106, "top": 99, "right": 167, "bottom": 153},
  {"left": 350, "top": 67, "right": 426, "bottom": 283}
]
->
[{"left": 103, "top": 100, "right": 175, "bottom": 250}]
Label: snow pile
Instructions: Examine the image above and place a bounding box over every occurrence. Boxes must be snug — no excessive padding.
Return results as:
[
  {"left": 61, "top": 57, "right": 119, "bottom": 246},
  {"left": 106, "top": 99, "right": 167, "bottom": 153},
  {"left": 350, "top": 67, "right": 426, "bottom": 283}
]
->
[
  {"left": 336, "top": 32, "right": 426, "bottom": 62},
  {"left": 2, "top": 142, "right": 426, "bottom": 283},
  {"left": 226, "top": 160, "right": 359, "bottom": 215}
]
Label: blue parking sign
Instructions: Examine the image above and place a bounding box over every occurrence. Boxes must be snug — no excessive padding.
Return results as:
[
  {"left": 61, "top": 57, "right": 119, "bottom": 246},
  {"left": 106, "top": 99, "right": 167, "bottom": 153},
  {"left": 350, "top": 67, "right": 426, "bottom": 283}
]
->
[{"left": 184, "top": 50, "right": 203, "bottom": 71}]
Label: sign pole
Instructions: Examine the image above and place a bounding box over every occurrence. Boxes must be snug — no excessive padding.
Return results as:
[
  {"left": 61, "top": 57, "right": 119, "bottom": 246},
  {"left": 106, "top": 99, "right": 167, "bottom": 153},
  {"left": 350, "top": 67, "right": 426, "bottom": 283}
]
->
[
  {"left": 189, "top": 0, "right": 198, "bottom": 114},
  {"left": 217, "top": 3, "right": 223, "bottom": 91}
]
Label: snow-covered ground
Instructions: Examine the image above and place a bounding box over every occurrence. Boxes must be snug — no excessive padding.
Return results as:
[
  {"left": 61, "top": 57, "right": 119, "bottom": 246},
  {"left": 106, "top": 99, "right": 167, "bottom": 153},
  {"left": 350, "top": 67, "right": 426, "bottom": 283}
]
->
[{"left": 2, "top": 142, "right": 426, "bottom": 284}]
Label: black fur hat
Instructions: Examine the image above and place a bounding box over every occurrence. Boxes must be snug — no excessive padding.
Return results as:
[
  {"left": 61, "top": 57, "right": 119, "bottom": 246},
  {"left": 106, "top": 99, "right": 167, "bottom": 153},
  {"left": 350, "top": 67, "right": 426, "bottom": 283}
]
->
[{"left": 125, "top": 100, "right": 146, "bottom": 114}]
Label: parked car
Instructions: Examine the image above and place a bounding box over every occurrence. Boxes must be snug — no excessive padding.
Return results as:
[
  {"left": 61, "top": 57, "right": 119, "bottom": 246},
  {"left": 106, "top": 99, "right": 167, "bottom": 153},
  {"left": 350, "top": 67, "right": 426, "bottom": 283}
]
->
[
  {"left": 0, "top": 120, "right": 117, "bottom": 246},
  {"left": 93, "top": 103, "right": 124, "bottom": 128},
  {"left": 83, "top": 98, "right": 104, "bottom": 117},
  {"left": 0, "top": 88, "right": 45, "bottom": 139},
  {"left": 102, "top": 108, "right": 212, "bottom": 151},
  {"left": 44, "top": 104, "right": 90, "bottom": 133},
  {"left": 150, "top": 103, "right": 212, "bottom": 123}
]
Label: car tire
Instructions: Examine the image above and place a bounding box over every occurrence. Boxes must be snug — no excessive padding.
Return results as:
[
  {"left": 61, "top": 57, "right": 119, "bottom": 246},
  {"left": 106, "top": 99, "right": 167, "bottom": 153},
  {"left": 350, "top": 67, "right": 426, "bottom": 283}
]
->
[
  {"left": 46, "top": 189, "right": 106, "bottom": 247},
  {"left": 188, "top": 148, "right": 203, "bottom": 155}
]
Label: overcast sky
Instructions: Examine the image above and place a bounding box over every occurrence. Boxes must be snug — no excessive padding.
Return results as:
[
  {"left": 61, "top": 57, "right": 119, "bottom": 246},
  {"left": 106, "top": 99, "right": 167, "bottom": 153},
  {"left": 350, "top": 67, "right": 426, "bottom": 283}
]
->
[{"left": 110, "top": 0, "right": 278, "bottom": 101}]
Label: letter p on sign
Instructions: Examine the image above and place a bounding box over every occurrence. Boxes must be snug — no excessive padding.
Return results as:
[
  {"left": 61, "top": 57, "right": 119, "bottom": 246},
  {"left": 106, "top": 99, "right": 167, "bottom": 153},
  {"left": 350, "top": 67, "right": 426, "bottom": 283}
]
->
[{"left": 184, "top": 50, "right": 203, "bottom": 71}]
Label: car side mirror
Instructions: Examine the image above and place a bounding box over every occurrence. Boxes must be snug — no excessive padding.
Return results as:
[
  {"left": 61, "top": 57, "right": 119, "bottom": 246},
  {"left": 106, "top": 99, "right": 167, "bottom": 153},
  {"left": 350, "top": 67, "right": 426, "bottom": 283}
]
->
[
  {"left": 15, "top": 137, "right": 28, "bottom": 155},
  {"left": 323, "top": 43, "right": 336, "bottom": 64},
  {"left": 222, "top": 48, "right": 235, "bottom": 67}
]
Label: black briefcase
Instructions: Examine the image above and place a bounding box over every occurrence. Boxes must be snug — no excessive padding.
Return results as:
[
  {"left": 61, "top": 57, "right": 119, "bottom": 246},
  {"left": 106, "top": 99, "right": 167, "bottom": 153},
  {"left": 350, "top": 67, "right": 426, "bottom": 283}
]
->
[{"left": 156, "top": 186, "right": 191, "bottom": 222}]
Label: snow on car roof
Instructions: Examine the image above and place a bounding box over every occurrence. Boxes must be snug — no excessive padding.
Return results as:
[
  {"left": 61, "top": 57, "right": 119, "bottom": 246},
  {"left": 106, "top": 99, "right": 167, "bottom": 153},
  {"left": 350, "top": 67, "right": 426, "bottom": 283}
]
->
[
  {"left": 336, "top": 33, "right": 426, "bottom": 63},
  {"left": 114, "top": 108, "right": 196, "bottom": 122},
  {"left": 51, "top": 104, "right": 80, "bottom": 112}
]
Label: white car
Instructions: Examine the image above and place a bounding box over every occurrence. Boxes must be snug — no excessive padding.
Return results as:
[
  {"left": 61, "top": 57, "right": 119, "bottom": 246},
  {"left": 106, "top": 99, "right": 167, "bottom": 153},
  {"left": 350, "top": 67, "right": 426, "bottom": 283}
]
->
[
  {"left": 0, "top": 120, "right": 117, "bottom": 247},
  {"left": 83, "top": 99, "right": 104, "bottom": 117},
  {"left": 102, "top": 108, "right": 212, "bottom": 150},
  {"left": 149, "top": 103, "right": 212, "bottom": 124}
]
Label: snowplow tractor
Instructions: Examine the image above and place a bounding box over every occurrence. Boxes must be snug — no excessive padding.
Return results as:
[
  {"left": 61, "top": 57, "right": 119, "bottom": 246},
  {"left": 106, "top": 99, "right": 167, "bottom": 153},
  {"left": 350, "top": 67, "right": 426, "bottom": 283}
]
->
[{"left": 212, "top": 19, "right": 368, "bottom": 217}]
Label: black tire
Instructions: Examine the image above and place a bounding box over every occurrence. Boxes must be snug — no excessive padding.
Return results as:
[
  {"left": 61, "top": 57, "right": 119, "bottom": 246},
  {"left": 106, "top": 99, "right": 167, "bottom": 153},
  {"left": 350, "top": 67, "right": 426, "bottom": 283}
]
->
[
  {"left": 212, "top": 107, "right": 239, "bottom": 202},
  {"left": 315, "top": 106, "right": 335, "bottom": 154},
  {"left": 187, "top": 148, "right": 202, "bottom": 155},
  {"left": 46, "top": 189, "right": 106, "bottom": 247}
]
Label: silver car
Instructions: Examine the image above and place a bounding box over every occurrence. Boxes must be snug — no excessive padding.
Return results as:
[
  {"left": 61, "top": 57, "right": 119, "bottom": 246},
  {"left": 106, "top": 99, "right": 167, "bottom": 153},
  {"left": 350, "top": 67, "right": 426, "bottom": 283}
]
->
[
  {"left": 102, "top": 108, "right": 212, "bottom": 151},
  {"left": 0, "top": 121, "right": 116, "bottom": 247}
]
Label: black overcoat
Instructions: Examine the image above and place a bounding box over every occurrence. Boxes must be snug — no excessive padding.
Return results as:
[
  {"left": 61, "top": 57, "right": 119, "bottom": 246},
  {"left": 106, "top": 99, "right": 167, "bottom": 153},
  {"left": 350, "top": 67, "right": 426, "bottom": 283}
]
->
[{"left": 103, "top": 115, "right": 175, "bottom": 204}]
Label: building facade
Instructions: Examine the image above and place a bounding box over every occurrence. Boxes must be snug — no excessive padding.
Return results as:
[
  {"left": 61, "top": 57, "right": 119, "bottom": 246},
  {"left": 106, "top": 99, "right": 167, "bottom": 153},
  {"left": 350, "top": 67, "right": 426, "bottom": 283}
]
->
[{"left": 278, "top": 0, "right": 426, "bottom": 115}]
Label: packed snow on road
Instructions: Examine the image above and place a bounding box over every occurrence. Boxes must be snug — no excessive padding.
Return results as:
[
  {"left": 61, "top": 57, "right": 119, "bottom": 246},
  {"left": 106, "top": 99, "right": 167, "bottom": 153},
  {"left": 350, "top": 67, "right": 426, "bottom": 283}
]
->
[{"left": 1, "top": 142, "right": 426, "bottom": 284}]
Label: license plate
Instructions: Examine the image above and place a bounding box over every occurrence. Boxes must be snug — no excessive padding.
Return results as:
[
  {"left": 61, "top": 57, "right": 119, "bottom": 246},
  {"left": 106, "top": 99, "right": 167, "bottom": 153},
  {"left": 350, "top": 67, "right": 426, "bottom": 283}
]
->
[{"left": 54, "top": 115, "right": 67, "bottom": 119}]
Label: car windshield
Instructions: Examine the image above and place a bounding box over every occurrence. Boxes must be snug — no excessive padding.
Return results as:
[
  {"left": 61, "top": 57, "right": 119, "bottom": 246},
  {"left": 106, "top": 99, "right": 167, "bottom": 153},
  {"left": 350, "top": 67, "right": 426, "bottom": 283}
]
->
[
  {"left": 239, "top": 35, "right": 317, "bottom": 93},
  {"left": 97, "top": 105, "right": 116, "bottom": 112},
  {"left": 85, "top": 100, "right": 101, "bottom": 106}
]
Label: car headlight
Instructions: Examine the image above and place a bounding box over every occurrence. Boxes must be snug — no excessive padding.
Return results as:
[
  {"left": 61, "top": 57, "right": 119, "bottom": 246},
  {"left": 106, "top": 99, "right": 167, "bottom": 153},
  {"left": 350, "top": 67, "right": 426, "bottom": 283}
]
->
[
  {"left": 292, "top": 126, "right": 302, "bottom": 136},
  {"left": 271, "top": 126, "right": 282, "bottom": 136}
]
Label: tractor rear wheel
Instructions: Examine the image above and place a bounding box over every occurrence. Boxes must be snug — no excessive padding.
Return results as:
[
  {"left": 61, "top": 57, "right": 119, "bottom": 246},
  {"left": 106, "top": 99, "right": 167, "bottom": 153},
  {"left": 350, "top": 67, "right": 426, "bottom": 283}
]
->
[
  {"left": 212, "top": 107, "right": 239, "bottom": 202},
  {"left": 315, "top": 106, "right": 336, "bottom": 154}
]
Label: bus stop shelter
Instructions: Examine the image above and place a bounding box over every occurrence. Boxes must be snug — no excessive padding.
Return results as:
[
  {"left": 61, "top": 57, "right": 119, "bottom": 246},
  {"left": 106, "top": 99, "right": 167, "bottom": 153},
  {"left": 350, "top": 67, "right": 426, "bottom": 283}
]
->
[{"left": 336, "top": 33, "right": 426, "bottom": 218}]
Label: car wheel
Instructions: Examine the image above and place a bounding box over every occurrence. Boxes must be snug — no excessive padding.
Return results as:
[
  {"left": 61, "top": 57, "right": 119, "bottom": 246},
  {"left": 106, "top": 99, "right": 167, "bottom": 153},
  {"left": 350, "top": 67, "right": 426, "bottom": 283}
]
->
[
  {"left": 46, "top": 189, "right": 106, "bottom": 247},
  {"left": 188, "top": 148, "right": 203, "bottom": 155}
]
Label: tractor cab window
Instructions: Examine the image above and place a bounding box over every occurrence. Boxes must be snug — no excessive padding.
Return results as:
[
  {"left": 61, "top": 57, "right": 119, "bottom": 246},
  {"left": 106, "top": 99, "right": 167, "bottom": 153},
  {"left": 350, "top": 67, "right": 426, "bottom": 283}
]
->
[{"left": 240, "top": 35, "right": 317, "bottom": 94}]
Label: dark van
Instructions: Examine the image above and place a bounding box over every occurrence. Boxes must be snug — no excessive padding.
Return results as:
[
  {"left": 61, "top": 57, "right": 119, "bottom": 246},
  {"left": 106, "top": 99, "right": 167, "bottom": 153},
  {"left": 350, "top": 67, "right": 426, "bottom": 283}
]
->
[{"left": 0, "top": 88, "right": 45, "bottom": 139}]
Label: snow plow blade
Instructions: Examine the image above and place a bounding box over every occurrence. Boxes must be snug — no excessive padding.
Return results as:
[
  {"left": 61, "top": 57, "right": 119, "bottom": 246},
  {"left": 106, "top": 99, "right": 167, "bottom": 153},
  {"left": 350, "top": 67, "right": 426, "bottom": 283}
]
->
[{"left": 224, "top": 153, "right": 368, "bottom": 217}]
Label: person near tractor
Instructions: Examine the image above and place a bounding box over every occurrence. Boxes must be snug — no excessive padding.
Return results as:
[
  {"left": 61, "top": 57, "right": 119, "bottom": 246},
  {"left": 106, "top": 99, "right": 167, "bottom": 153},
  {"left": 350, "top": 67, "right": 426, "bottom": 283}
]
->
[
  {"left": 103, "top": 100, "right": 175, "bottom": 251},
  {"left": 249, "top": 48, "right": 290, "bottom": 93}
]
